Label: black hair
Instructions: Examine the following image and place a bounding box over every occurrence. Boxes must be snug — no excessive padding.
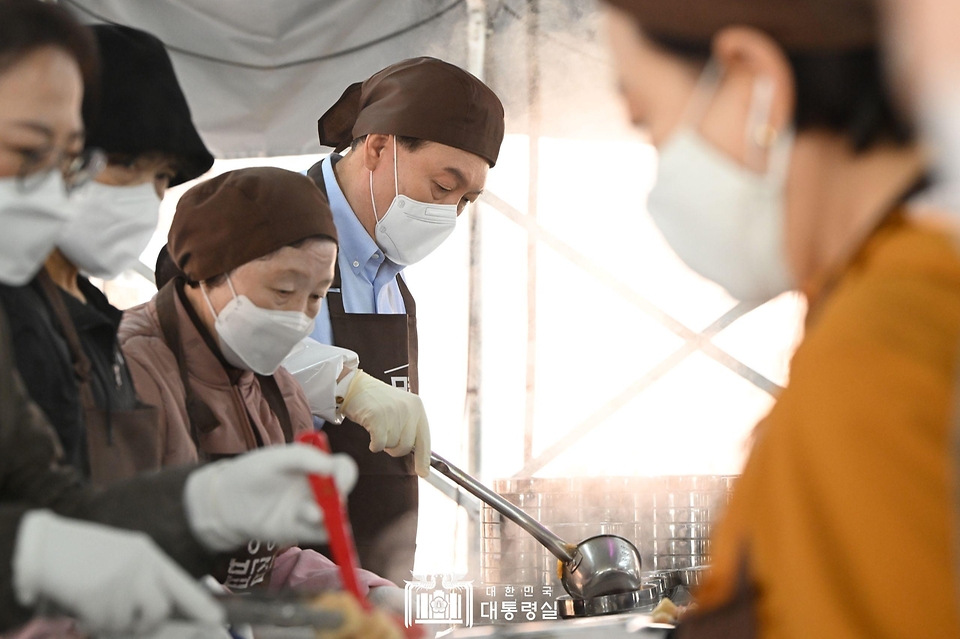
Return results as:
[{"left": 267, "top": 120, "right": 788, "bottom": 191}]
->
[
  {"left": 0, "top": 0, "right": 100, "bottom": 116},
  {"left": 651, "top": 35, "right": 913, "bottom": 152},
  {"left": 349, "top": 134, "right": 429, "bottom": 152}
]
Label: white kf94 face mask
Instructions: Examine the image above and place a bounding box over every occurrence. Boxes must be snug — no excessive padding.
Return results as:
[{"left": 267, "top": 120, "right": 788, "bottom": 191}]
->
[
  {"left": 57, "top": 181, "right": 161, "bottom": 279},
  {"left": 369, "top": 136, "right": 458, "bottom": 266},
  {"left": 201, "top": 274, "right": 316, "bottom": 375},
  {"left": 0, "top": 172, "right": 79, "bottom": 286},
  {"left": 646, "top": 62, "right": 797, "bottom": 303}
]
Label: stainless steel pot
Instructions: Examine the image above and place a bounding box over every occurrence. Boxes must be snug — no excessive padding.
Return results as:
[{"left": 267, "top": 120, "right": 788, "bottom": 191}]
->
[{"left": 431, "top": 453, "right": 643, "bottom": 600}]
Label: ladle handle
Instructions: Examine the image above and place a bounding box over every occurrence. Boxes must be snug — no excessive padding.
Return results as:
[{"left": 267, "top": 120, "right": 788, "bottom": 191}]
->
[{"left": 430, "top": 453, "right": 576, "bottom": 563}]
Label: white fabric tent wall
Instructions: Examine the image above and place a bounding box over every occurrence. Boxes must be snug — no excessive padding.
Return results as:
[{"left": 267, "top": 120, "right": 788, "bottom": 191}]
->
[
  {"left": 65, "top": 0, "right": 628, "bottom": 156},
  {"left": 66, "top": 0, "right": 472, "bottom": 157}
]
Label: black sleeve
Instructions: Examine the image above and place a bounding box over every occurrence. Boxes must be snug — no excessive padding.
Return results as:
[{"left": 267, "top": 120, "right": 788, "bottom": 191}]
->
[{"left": 0, "top": 310, "right": 215, "bottom": 631}]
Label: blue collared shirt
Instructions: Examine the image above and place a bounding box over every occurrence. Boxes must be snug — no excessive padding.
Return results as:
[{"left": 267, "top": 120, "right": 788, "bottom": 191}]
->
[{"left": 310, "top": 155, "right": 406, "bottom": 346}]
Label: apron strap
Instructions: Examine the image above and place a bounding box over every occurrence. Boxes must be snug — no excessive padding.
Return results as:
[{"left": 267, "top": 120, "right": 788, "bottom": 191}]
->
[
  {"left": 155, "top": 280, "right": 221, "bottom": 453},
  {"left": 306, "top": 159, "right": 327, "bottom": 193},
  {"left": 256, "top": 373, "right": 294, "bottom": 443},
  {"left": 35, "top": 270, "right": 98, "bottom": 412},
  {"left": 327, "top": 261, "right": 347, "bottom": 316},
  {"left": 396, "top": 273, "right": 416, "bottom": 316}
]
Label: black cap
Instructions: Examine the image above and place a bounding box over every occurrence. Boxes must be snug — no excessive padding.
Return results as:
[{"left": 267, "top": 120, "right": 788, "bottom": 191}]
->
[{"left": 86, "top": 25, "right": 214, "bottom": 186}]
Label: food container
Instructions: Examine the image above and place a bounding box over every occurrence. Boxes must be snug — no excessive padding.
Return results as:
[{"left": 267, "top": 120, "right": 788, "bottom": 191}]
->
[
  {"left": 652, "top": 523, "right": 712, "bottom": 539},
  {"left": 652, "top": 539, "right": 711, "bottom": 555},
  {"left": 644, "top": 570, "right": 680, "bottom": 598},
  {"left": 652, "top": 508, "right": 713, "bottom": 524},
  {"left": 480, "top": 476, "right": 734, "bottom": 590},
  {"left": 678, "top": 567, "right": 709, "bottom": 587},
  {"left": 652, "top": 555, "right": 710, "bottom": 570}
]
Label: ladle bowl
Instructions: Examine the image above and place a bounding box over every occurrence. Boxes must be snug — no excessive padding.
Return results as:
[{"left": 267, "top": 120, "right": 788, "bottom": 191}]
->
[
  {"left": 561, "top": 535, "right": 643, "bottom": 600},
  {"left": 430, "top": 453, "right": 643, "bottom": 600}
]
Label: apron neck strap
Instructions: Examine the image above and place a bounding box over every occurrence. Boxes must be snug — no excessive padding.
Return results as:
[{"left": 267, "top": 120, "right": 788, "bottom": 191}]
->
[
  {"left": 36, "top": 269, "right": 97, "bottom": 411},
  {"left": 156, "top": 280, "right": 222, "bottom": 450},
  {"left": 255, "top": 374, "right": 294, "bottom": 443}
]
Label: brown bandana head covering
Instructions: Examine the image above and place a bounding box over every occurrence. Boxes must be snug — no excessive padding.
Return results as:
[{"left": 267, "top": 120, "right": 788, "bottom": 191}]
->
[
  {"left": 603, "top": 0, "right": 878, "bottom": 51},
  {"left": 318, "top": 57, "right": 506, "bottom": 167},
  {"left": 168, "top": 167, "right": 338, "bottom": 282}
]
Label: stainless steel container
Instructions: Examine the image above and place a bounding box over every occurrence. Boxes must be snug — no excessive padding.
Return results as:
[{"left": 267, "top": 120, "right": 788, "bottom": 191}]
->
[{"left": 480, "top": 476, "right": 735, "bottom": 589}]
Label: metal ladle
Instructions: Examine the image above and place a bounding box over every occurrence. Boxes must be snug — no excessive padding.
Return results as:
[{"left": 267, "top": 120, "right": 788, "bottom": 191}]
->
[{"left": 430, "top": 452, "right": 643, "bottom": 600}]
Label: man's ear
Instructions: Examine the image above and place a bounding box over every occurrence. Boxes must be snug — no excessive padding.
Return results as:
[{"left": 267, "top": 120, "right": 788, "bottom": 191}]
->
[
  {"left": 712, "top": 26, "right": 796, "bottom": 134},
  {"left": 361, "top": 133, "right": 392, "bottom": 172}
]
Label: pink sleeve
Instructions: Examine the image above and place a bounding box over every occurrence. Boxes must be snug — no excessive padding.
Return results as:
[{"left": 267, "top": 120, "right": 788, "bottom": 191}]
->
[
  {"left": 0, "top": 618, "right": 85, "bottom": 639},
  {"left": 269, "top": 547, "right": 395, "bottom": 596}
]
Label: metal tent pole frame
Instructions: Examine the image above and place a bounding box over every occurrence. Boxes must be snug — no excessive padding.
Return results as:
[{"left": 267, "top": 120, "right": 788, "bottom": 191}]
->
[
  {"left": 524, "top": 0, "right": 541, "bottom": 465},
  {"left": 476, "top": 190, "right": 782, "bottom": 478},
  {"left": 464, "top": 0, "right": 487, "bottom": 582}
]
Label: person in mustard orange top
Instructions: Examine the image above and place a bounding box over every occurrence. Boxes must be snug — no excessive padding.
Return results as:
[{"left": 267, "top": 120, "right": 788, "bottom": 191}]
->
[{"left": 600, "top": 0, "right": 960, "bottom": 637}]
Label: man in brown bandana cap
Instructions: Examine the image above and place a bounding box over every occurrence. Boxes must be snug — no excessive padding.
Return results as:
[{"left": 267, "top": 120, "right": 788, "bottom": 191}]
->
[{"left": 304, "top": 57, "right": 505, "bottom": 584}]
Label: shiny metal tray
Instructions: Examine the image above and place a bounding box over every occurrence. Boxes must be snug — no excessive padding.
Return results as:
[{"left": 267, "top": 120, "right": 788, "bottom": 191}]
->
[
  {"left": 215, "top": 593, "right": 344, "bottom": 628},
  {"left": 447, "top": 614, "right": 672, "bottom": 638},
  {"left": 557, "top": 586, "right": 660, "bottom": 619}
]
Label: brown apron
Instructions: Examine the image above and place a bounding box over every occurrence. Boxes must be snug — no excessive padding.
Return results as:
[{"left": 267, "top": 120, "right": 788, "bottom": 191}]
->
[
  {"left": 36, "top": 271, "right": 161, "bottom": 489},
  {"left": 154, "top": 279, "right": 293, "bottom": 590},
  {"left": 321, "top": 263, "right": 420, "bottom": 584}
]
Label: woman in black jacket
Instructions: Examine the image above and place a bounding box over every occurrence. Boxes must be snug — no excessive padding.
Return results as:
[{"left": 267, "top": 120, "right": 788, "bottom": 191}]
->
[
  {"left": 0, "top": 23, "right": 214, "bottom": 486},
  {"left": 0, "top": 3, "right": 357, "bottom": 633}
]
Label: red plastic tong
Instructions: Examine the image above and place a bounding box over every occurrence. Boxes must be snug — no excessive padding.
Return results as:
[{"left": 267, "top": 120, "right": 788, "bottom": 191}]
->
[
  {"left": 297, "top": 432, "right": 424, "bottom": 639},
  {"left": 296, "top": 430, "right": 372, "bottom": 610}
]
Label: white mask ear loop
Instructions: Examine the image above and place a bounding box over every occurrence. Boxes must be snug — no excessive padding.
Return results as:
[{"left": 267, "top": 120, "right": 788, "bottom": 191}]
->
[
  {"left": 746, "top": 75, "right": 794, "bottom": 185},
  {"left": 369, "top": 136, "right": 401, "bottom": 224},
  {"left": 392, "top": 135, "right": 399, "bottom": 197},
  {"left": 199, "top": 273, "right": 238, "bottom": 320},
  {"left": 744, "top": 75, "right": 777, "bottom": 173},
  {"left": 678, "top": 60, "right": 724, "bottom": 128},
  {"left": 369, "top": 171, "right": 379, "bottom": 222}
]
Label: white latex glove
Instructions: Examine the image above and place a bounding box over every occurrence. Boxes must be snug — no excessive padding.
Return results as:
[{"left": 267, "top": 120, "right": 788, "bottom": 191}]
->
[
  {"left": 184, "top": 444, "right": 358, "bottom": 552},
  {"left": 340, "top": 370, "right": 432, "bottom": 478},
  {"left": 283, "top": 338, "right": 359, "bottom": 423},
  {"left": 12, "top": 511, "right": 224, "bottom": 636}
]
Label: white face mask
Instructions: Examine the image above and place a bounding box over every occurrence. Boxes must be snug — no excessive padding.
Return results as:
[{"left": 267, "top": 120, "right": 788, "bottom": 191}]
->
[
  {"left": 0, "top": 172, "right": 78, "bottom": 286},
  {"left": 201, "top": 274, "right": 316, "bottom": 375},
  {"left": 57, "top": 181, "right": 161, "bottom": 279},
  {"left": 369, "top": 136, "right": 458, "bottom": 266},
  {"left": 646, "top": 63, "right": 796, "bottom": 303}
]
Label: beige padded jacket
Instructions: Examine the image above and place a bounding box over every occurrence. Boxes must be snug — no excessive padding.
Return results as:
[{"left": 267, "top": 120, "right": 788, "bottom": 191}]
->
[{"left": 118, "top": 286, "right": 313, "bottom": 464}]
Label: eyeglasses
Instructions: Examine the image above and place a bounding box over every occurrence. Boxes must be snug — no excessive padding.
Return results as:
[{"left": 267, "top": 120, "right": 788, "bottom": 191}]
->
[{"left": 16, "top": 146, "right": 107, "bottom": 194}]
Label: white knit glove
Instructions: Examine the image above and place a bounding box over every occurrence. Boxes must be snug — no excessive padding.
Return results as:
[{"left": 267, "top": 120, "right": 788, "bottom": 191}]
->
[
  {"left": 341, "top": 370, "right": 432, "bottom": 478},
  {"left": 13, "top": 511, "right": 224, "bottom": 636},
  {"left": 183, "top": 444, "right": 358, "bottom": 552}
]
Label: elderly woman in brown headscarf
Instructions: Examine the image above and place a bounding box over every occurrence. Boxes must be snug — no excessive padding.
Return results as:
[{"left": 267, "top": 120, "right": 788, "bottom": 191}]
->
[{"left": 118, "top": 167, "right": 398, "bottom": 601}]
